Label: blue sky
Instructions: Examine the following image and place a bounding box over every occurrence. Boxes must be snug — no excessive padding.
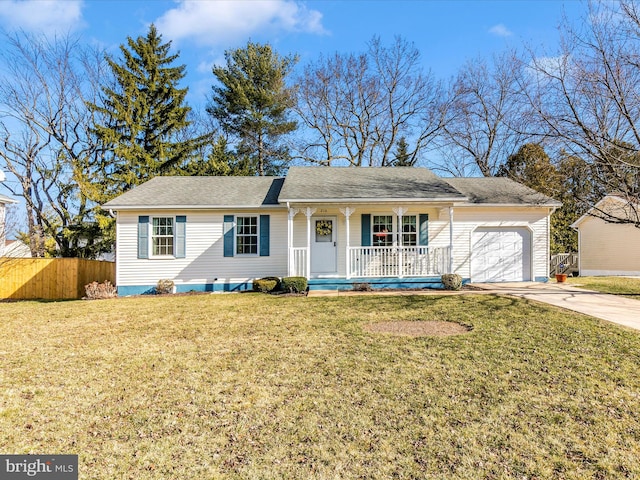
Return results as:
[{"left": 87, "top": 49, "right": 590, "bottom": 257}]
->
[{"left": 0, "top": 0, "right": 586, "bottom": 110}]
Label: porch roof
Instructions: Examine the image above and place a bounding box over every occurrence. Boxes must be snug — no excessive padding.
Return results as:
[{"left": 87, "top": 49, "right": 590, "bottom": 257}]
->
[{"left": 279, "top": 167, "right": 467, "bottom": 203}]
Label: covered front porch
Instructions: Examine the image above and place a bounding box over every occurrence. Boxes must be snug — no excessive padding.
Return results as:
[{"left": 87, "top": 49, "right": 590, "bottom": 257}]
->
[{"left": 286, "top": 205, "right": 454, "bottom": 288}]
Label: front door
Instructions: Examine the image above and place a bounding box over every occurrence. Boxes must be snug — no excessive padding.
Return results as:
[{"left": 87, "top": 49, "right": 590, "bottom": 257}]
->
[{"left": 311, "top": 217, "right": 337, "bottom": 276}]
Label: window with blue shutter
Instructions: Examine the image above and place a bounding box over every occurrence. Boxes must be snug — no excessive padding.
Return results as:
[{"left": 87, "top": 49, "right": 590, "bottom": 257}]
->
[
  {"left": 259, "top": 215, "right": 270, "bottom": 256},
  {"left": 361, "top": 214, "right": 371, "bottom": 246},
  {"left": 175, "top": 216, "right": 186, "bottom": 258},
  {"left": 223, "top": 215, "right": 235, "bottom": 257},
  {"left": 419, "top": 214, "right": 429, "bottom": 246},
  {"left": 138, "top": 216, "right": 149, "bottom": 259}
]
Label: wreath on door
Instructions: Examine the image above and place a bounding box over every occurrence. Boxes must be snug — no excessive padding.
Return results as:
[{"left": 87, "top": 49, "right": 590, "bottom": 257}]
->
[{"left": 316, "top": 220, "right": 333, "bottom": 236}]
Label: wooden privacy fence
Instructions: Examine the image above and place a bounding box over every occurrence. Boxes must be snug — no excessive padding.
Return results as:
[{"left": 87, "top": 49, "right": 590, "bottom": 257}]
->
[{"left": 0, "top": 257, "right": 115, "bottom": 300}]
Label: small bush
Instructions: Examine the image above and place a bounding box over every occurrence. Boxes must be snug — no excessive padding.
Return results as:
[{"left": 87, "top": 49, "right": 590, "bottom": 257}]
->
[
  {"left": 84, "top": 280, "right": 117, "bottom": 300},
  {"left": 352, "top": 283, "right": 372, "bottom": 292},
  {"left": 281, "top": 276, "right": 308, "bottom": 293},
  {"left": 156, "top": 279, "right": 175, "bottom": 295},
  {"left": 441, "top": 273, "right": 463, "bottom": 291},
  {"left": 253, "top": 277, "right": 281, "bottom": 293}
]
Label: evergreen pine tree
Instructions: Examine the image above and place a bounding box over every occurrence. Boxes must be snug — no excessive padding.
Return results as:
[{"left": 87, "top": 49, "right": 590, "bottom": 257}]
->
[
  {"left": 89, "top": 24, "right": 204, "bottom": 198},
  {"left": 393, "top": 137, "right": 413, "bottom": 166},
  {"left": 207, "top": 41, "right": 298, "bottom": 176}
]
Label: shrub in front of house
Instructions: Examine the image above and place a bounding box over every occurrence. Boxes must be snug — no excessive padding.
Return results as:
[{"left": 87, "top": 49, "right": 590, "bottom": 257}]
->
[
  {"left": 281, "top": 276, "right": 308, "bottom": 293},
  {"left": 84, "top": 280, "right": 117, "bottom": 300},
  {"left": 156, "top": 279, "right": 175, "bottom": 295},
  {"left": 441, "top": 273, "right": 463, "bottom": 291},
  {"left": 352, "top": 282, "right": 372, "bottom": 292},
  {"left": 253, "top": 277, "right": 281, "bottom": 293}
]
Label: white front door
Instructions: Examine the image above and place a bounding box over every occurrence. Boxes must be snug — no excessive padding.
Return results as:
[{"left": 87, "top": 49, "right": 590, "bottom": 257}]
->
[{"left": 311, "top": 217, "right": 337, "bottom": 276}]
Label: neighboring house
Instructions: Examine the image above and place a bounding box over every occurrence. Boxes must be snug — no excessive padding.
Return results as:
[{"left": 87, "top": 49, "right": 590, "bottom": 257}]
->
[
  {"left": 3, "top": 239, "right": 31, "bottom": 258},
  {"left": 103, "top": 167, "right": 560, "bottom": 295},
  {"left": 572, "top": 195, "right": 640, "bottom": 276},
  {"left": 0, "top": 193, "right": 18, "bottom": 257}
]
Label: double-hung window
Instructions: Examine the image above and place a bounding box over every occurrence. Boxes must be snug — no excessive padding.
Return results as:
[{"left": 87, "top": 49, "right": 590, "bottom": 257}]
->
[
  {"left": 401, "top": 216, "right": 417, "bottom": 246},
  {"left": 371, "top": 214, "right": 418, "bottom": 246},
  {"left": 372, "top": 215, "right": 394, "bottom": 246},
  {"left": 236, "top": 216, "right": 258, "bottom": 255},
  {"left": 152, "top": 217, "right": 174, "bottom": 256}
]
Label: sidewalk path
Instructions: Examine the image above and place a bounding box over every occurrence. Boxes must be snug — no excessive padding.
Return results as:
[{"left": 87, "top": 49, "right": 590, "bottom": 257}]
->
[{"left": 472, "top": 282, "right": 640, "bottom": 332}]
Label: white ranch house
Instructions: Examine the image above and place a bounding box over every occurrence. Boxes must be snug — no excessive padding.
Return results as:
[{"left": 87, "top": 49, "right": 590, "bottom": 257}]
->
[{"left": 103, "top": 167, "right": 560, "bottom": 295}]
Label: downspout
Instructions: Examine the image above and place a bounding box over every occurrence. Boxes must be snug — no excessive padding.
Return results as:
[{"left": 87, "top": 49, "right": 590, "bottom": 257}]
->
[
  {"left": 287, "top": 202, "right": 291, "bottom": 276},
  {"left": 449, "top": 206, "right": 454, "bottom": 274}
]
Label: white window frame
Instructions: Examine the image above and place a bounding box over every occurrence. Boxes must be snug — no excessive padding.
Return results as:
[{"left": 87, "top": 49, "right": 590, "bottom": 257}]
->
[
  {"left": 401, "top": 215, "right": 418, "bottom": 246},
  {"left": 371, "top": 214, "right": 418, "bottom": 247},
  {"left": 150, "top": 216, "right": 175, "bottom": 258},
  {"left": 372, "top": 214, "right": 394, "bottom": 247},
  {"left": 235, "top": 215, "right": 260, "bottom": 256}
]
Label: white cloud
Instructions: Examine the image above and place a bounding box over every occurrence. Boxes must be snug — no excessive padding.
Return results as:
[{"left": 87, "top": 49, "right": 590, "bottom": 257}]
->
[
  {"left": 155, "top": 0, "right": 327, "bottom": 47},
  {"left": 488, "top": 23, "right": 512, "bottom": 37},
  {"left": 0, "top": 0, "right": 84, "bottom": 34}
]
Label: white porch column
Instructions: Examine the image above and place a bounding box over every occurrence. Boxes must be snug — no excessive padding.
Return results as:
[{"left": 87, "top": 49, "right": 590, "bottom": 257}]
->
[
  {"left": 393, "top": 207, "right": 408, "bottom": 278},
  {"left": 449, "top": 206, "right": 454, "bottom": 274},
  {"left": 287, "top": 208, "right": 299, "bottom": 276},
  {"left": 340, "top": 207, "right": 355, "bottom": 279},
  {"left": 304, "top": 207, "right": 316, "bottom": 278}
]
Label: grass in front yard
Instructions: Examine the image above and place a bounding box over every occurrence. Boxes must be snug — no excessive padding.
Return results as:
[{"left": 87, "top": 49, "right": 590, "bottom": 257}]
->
[
  {"left": 1, "top": 293, "right": 640, "bottom": 478},
  {"left": 568, "top": 275, "right": 640, "bottom": 299}
]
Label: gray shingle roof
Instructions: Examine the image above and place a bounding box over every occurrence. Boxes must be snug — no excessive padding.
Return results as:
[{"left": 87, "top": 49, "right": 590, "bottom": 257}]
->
[
  {"left": 445, "top": 177, "right": 561, "bottom": 206},
  {"left": 102, "top": 169, "right": 559, "bottom": 209},
  {"left": 102, "top": 176, "right": 284, "bottom": 209},
  {"left": 279, "top": 167, "right": 466, "bottom": 202}
]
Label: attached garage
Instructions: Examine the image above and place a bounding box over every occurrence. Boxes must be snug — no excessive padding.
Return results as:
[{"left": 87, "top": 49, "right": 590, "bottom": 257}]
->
[{"left": 471, "top": 227, "right": 532, "bottom": 282}]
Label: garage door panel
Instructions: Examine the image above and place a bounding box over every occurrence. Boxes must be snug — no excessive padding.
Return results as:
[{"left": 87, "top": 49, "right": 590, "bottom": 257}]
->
[{"left": 472, "top": 228, "right": 531, "bottom": 282}]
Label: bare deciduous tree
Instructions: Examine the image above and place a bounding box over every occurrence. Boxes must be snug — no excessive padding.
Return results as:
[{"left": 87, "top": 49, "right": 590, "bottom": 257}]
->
[
  {"left": 524, "top": 0, "right": 640, "bottom": 225},
  {"left": 294, "top": 36, "right": 446, "bottom": 167},
  {"left": 439, "top": 51, "right": 534, "bottom": 177},
  {"left": 0, "top": 32, "right": 111, "bottom": 257}
]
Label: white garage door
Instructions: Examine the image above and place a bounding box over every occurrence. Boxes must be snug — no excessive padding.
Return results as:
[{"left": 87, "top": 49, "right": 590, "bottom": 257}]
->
[{"left": 471, "top": 228, "right": 531, "bottom": 282}]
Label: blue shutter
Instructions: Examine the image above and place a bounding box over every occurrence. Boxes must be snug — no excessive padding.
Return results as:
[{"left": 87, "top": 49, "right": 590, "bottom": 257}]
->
[
  {"left": 260, "top": 215, "right": 270, "bottom": 256},
  {"left": 223, "top": 215, "right": 234, "bottom": 257},
  {"left": 175, "top": 216, "right": 186, "bottom": 258},
  {"left": 138, "top": 216, "right": 149, "bottom": 259},
  {"left": 361, "top": 214, "right": 371, "bottom": 246},
  {"left": 419, "top": 214, "right": 429, "bottom": 246}
]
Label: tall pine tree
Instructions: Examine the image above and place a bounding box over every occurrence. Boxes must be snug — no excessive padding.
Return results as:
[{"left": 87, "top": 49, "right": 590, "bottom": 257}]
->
[
  {"left": 89, "top": 24, "right": 204, "bottom": 199},
  {"left": 207, "top": 42, "right": 298, "bottom": 176}
]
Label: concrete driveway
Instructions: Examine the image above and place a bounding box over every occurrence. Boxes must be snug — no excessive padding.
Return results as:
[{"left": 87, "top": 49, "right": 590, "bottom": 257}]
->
[{"left": 472, "top": 282, "right": 640, "bottom": 332}]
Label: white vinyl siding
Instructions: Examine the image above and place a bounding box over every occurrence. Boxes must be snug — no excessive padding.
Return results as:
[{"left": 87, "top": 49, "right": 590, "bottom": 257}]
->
[
  {"left": 439, "top": 206, "right": 550, "bottom": 281},
  {"left": 115, "top": 204, "right": 552, "bottom": 287},
  {"left": 116, "top": 209, "right": 287, "bottom": 289}
]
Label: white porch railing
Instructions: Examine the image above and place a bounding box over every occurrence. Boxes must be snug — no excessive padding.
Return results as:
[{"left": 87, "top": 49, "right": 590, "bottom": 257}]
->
[
  {"left": 348, "top": 246, "right": 450, "bottom": 278},
  {"left": 291, "top": 247, "right": 308, "bottom": 277}
]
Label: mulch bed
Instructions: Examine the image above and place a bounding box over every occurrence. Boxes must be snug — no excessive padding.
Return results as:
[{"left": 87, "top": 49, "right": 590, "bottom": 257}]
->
[{"left": 363, "top": 320, "right": 472, "bottom": 337}]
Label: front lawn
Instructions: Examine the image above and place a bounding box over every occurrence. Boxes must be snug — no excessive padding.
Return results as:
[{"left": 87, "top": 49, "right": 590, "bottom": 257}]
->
[
  {"left": 1, "top": 293, "right": 640, "bottom": 478},
  {"left": 567, "top": 275, "right": 640, "bottom": 299}
]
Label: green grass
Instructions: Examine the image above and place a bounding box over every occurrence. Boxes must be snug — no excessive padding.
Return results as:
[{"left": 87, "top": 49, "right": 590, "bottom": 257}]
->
[
  {"left": 2, "top": 293, "right": 640, "bottom": 479},
  {"left": 568, "top": 276, "right": 640, "bottom": 299}
]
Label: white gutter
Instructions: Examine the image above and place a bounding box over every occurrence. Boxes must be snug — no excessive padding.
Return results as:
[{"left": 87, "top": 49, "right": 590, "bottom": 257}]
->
[{"left": 103, "top": 204, "right": 287, "bottom": 211}]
